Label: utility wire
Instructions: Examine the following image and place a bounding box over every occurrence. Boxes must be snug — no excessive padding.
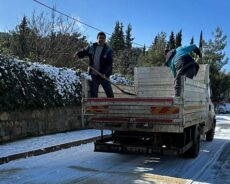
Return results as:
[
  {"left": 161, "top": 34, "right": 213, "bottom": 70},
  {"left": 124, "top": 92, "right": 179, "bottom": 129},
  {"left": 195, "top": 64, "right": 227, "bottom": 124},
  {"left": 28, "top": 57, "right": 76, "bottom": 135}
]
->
[{"left": 33, "top": 0, "right": 148, "bottom": 48}]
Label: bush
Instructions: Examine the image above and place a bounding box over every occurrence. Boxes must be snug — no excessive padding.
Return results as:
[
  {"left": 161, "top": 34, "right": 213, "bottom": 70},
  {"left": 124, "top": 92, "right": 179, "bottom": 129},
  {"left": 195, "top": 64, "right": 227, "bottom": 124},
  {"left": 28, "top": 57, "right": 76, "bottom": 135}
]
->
[{"left": 0, "top": 55, "right": 82, "bottom": 112}]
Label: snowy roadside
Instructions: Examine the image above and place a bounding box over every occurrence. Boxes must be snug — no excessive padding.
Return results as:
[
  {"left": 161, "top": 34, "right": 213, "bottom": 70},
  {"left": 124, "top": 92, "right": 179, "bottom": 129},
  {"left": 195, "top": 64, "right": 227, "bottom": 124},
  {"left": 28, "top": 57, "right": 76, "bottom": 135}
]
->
[{"left": 0, "top": 129, "right": 111, "bottom": 158}]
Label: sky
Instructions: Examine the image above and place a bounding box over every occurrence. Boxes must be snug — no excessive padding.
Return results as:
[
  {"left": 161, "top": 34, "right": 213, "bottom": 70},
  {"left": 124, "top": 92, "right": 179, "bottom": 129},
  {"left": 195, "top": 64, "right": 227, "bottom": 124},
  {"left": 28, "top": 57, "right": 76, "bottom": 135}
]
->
[{"left": 0, "top": 0, "right": 230, "bottom": 71}]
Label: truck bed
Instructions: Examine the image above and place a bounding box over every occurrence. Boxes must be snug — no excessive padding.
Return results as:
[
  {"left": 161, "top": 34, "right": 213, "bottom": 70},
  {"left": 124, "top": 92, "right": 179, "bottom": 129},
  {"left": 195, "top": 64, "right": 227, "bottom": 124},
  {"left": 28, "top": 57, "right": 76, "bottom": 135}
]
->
[{"left": 82, "top": 65, "right": 209, "bottom": 133}]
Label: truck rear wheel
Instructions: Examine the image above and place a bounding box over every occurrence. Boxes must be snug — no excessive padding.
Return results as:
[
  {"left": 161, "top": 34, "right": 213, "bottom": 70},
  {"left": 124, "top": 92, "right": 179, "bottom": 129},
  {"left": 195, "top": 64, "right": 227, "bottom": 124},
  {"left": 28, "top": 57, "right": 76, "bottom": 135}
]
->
[
  {"left": 206, "top": 128, "right": 215, "bottom": 141},
  {"left": 206, "top": 119, "right": 216, "bottom": 141},
  {"left": 184, "top": 125, "right": 200, "bottom": 158}
]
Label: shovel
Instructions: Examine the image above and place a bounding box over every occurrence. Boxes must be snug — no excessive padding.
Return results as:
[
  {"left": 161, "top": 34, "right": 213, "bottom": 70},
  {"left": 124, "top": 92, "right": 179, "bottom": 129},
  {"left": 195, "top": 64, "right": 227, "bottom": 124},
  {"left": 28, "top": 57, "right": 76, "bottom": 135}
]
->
[{"left": 79, "top": 60, "right": 136, "bottom": 96}]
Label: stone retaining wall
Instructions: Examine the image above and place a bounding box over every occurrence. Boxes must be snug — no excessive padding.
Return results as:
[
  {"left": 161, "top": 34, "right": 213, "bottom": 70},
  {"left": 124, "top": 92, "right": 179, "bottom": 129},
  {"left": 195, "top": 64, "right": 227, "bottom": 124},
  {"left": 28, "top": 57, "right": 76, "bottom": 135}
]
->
[{"left": 0, "top": 106, "right": 82, "bottom": 143}]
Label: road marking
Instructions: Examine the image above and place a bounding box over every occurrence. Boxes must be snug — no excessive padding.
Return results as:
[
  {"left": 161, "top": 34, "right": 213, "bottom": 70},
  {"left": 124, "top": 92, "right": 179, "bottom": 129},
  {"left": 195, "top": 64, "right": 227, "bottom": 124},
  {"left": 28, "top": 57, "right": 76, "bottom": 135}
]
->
[{"left": 141, "top": 173, "right": 192, "bottom": 184}]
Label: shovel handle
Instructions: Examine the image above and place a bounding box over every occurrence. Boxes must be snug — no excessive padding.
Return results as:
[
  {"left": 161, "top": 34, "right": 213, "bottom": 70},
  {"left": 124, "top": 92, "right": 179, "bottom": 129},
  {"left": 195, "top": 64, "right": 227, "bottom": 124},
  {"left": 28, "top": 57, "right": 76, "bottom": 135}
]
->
[
  {"left": 78, "top": 59, "right": 136, "bottom": 96},
  {"left": 79, "top": 60, "right": 125, "bottom": 92}
]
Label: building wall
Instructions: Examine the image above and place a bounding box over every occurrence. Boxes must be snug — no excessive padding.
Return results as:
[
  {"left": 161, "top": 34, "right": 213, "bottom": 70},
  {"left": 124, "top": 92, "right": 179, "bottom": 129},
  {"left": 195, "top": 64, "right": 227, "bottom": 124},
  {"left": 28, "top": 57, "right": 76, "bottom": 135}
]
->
[{"left": 0, "top": 106, "right": 82, "bottom": 143}]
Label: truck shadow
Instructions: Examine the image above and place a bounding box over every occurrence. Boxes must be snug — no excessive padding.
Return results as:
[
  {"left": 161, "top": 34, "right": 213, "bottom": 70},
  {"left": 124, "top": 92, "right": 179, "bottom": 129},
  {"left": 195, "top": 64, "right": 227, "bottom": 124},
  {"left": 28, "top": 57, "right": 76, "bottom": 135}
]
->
[{"left": 129, "top": 138, "right": 230, "bottom": 184}]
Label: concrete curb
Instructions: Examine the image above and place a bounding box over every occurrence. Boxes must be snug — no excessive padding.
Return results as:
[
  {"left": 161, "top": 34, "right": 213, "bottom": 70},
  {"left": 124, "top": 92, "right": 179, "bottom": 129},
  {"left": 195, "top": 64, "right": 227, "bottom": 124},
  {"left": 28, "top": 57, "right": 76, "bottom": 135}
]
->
[{"left": 0, "top": 134, "right": 110, "bottom": 165}]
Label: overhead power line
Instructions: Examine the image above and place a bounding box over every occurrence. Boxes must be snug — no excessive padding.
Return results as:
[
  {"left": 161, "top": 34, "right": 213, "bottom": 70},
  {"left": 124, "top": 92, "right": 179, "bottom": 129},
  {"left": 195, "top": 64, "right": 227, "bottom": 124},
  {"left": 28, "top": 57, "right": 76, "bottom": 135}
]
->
[{"left": 33, "top": 0, "right": 147, "bottom": 48}]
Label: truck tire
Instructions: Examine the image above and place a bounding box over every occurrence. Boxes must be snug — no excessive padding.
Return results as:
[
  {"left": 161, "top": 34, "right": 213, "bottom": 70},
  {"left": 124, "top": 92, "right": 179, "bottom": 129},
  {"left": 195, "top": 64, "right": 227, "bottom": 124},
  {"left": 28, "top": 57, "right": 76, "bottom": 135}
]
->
[
  {"left": 206, "top": 128, "right": 215, "bottom": 141},
  {"left": 185, "top": 125, "right": 200, "bottom": 158},
  {"left": 206, "top": 119, "right": 216, "bottom": 141}
]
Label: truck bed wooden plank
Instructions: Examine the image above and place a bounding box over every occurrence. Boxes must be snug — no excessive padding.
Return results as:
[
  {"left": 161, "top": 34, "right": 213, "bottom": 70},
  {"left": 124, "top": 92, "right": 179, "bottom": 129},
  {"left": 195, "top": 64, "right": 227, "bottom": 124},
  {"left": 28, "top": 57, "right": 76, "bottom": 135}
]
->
[
  {"left": 86, "top": 114, "right": 181, "bottom": 120},
  {"left": 137, "top": 92, "right": 174, "bottom": 97}
]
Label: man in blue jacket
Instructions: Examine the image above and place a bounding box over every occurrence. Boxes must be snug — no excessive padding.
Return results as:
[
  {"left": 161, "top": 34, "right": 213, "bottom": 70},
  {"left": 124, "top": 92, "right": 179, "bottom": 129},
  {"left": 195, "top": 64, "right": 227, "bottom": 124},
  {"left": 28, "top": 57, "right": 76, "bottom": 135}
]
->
[
  {"left": 165, "top": 45, "right": 202, "bottom": 96},
  {"left": 75, "top": 32, "right": 114, "bottom": 98}
]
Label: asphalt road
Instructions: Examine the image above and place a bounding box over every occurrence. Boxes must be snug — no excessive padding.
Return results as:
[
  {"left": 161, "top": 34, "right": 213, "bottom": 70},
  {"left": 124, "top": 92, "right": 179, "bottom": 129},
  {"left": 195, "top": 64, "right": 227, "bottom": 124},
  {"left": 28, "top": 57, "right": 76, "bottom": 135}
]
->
[{"left": 0, "top": 116, "right": 229, "bottom": 184}]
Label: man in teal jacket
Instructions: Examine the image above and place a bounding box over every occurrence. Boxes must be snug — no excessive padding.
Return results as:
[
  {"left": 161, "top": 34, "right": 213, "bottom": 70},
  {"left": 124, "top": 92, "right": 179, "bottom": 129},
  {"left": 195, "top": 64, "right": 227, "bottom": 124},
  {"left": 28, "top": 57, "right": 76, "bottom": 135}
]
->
[{"left": 165, "top": 45, "right": 202, "bottom": 96}]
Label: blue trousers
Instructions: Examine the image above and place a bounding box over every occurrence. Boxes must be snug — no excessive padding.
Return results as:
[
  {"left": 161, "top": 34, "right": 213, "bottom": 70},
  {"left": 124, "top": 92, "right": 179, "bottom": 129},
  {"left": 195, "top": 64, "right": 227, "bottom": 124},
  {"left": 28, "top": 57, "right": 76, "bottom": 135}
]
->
[{"left": 90, "top": 75, "right": 114, "bottom": 98}]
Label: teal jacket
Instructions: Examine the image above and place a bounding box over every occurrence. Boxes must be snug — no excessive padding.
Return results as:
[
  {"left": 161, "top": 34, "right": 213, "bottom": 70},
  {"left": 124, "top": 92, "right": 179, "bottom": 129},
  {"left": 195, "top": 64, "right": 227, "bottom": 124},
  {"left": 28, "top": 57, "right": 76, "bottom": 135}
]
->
[{"left": 165, "top": 45, "right": 200, "bottom": 77}]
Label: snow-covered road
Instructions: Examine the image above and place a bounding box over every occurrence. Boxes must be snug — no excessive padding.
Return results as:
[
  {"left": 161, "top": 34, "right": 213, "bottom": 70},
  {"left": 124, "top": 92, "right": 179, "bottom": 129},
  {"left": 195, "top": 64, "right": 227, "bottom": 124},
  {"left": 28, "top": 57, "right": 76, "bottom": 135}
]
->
[{"left": 0, "top": 115, "right": 230, "bottom": 184}]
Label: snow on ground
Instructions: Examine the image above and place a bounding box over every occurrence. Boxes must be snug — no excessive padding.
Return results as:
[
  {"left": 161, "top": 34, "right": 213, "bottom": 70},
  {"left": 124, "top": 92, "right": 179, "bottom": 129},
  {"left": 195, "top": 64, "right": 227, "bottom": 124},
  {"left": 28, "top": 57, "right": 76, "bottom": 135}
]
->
[
  {"left": 0, "top": 129, "right": 110, "bottom": 158},
  {"left": 0, "top": 115, "right": 229, "bottom": 184},
  {"left": 214, "top": 115, "right": 230, "bottom": 139},
  {"left": 192, "top": 114, "right": 230, "bottom": 184}
]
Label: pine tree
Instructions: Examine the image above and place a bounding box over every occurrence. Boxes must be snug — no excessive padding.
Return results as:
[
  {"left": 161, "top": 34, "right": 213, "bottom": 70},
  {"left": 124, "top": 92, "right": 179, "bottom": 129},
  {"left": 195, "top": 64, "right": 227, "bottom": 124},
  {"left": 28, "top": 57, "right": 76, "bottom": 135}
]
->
[
  {"left": 108, "top": 21, "right": 120, "bottom": 52},
  {"left": 125, "top": 23, "right": 134, "bottom": 49},
  {"left": 110, "top": 21, "right": 138, "bottom": 76},
  {"left": 153, "top": 36, "right": 158, "bottom": 45},
  {"left": 202, "top": 27, "right": 229, "bottom": 102},
  {"left": 109, "top": 21, "right": 125, "bottom": 52},
  {"left": 142, "top": 44, "right": 146, "bottom": 56},
  {"left": 203, "top": 27, "right": 228, "bottom": 71},
  {"left": 199, "top": 31, "right": 203, "bottom": 51},
  {"left": 19, "top": 16, "right": 29, "bottom": 59},
  {"left": 11, "top": 16, "right": 31, "bottom": 59},
  {"left": 175, "top": 29, "right": 182, "bottom": 48},
  {"left": 118, "top": 22, "right": 125, "bottom": 50},
  {"left": 139, "top": 32, "right": 167, "bottom": 66},
  {"left": 167, "top": 31, "right": 176, "bottom": 50},
  {"left": 10, "top": 16, "right": 39, "bottom": 60},
  {"left": 190, "top": 37, "right": 194, "bottom": 45}
]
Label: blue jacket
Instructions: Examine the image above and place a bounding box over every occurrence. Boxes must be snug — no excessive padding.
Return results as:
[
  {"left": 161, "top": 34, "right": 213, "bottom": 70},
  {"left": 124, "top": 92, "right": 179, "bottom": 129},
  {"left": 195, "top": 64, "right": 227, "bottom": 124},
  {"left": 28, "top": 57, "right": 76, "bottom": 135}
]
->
[
  {"left": 165, "top": 45, "right": 200, "bottom": 77},
  {"left": 77, "top": 43, "right": 113, "bottom": 77}
]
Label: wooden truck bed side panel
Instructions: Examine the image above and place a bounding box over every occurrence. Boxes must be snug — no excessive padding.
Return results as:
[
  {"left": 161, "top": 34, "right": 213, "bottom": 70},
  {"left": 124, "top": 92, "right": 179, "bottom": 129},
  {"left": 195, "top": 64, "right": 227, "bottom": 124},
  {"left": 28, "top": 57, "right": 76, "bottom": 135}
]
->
[
  {"left": 134, "top": 67, "right": 174, "bottom": 97},
  {"left": 182, "top": 77, "right": 208, "bottom": 127},
  {"left": 83, "top": 97, "right": 184, "bottom": 132},
  {"left": 134, "top": 65, "right": 209, "bottom": 98},
  {"left": 84, "top": 99, "right": 181, "bottom": 117},
  {"left": 133, "top": 65, "right": 209, "bottom": 128}
]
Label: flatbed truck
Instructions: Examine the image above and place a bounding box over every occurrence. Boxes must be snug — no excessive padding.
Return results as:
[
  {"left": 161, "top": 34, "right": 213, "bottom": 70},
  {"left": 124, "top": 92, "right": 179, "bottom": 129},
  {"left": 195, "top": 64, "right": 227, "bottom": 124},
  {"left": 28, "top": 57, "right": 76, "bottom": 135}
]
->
[{"left": 82, "top": 64, "right": 216, "bottom": 158}]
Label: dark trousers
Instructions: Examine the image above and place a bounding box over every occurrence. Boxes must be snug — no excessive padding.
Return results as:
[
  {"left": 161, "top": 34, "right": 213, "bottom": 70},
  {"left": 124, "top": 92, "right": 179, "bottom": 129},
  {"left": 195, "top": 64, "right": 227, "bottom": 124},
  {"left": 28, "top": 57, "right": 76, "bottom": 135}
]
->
[
  {"left": 174, "top": 56, "right": 197, "bottom": 96},
  {"left": 90, "top": 75, "right": 114, "bottom": 98}
]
